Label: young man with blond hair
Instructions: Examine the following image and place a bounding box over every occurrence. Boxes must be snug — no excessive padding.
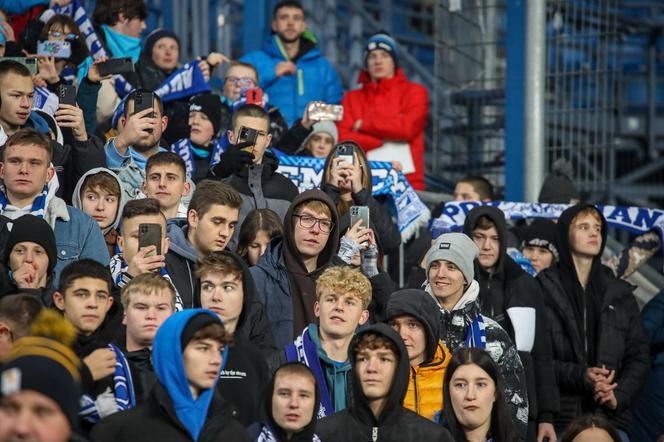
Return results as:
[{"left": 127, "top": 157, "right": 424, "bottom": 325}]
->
[{"left": 269, "top": 265, "right": 371, "bottom": 418}]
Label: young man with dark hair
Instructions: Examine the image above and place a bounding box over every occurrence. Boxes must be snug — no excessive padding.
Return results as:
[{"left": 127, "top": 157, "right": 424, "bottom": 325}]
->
[
  {"left": 0, "top": 293, "right": 43, "bottom": 360},
  {"left": 453, "top": 175, "right": 495, "bottom": 202},
  {"left": 120, "top": 273, "right": 176, "bottom": 402},
  {"left": 463, "top": 205, "right": 558, "bottom": 441},
  {"left": 166, "top": 180, "right": 242, "bottom": 306},
  {"left": 91, "top": 309, "right": 251, "bottom": 441},
  {"left": 240, "top": 1, "right": 342, "bottom": 126},
  {"left": 385, "top": 289, "right": 452, "bottom": 422},
  {"left": 110, "top": 199, "right": 179, "bottom": 310},
  {"left": 72, "top": 168, "right": 127, "bottom": 257},
  {"left": 248, "top": 362, "right": 321, "bottom": 441},
  {"left": 195, "top": 251, "right": 272, "bottom": 425},
  {"left": 269, "top": 265, "right": 371, "bottom": 418},
  {"left": 142, "top": 151, "right": 191, "bottom": 219},
  {"left": 0, "top": 310, "right": 83, "bottom": 442},
  {"left": 250, "top": 189, "right": 341, "bottom": 348},
  {"left": 210, "top": 103, "right": 298, "bottom": 249},
  {"left": 0, "top": 60, "right": 106, "bottom": 201},
  {"left": 0, "top": 129, "right": 109, "bottom": 287},
  {"left": 52, "top": 259, "right": 134, "bottom": 427},
  {"left": 538, "top": 205, "right": 649, "bottom": 438},
  {"left": 316, "top": 323, "right": 453, "bottom": 441}
]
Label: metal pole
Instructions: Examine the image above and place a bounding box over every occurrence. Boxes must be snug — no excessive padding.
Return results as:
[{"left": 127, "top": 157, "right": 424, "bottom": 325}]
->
[{"left": 523, "top": 0, "right": 546, "bottom": 202}]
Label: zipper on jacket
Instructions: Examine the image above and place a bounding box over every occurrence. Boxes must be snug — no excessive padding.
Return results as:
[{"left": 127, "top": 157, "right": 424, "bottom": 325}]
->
[
  {"left": 411, "top": 368, "right": 419, "bottom": 414},
  {"left": 297, "top": 69, "right": 304, "bottom": 96},
  {"left": 372, "top": 427, "right": 378, "bottom": 441}
]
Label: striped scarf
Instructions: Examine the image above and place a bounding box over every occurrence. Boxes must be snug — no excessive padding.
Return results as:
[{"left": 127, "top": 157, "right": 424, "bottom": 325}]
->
[
  {"left": 109, "top": 253, "right": 184, "bottom": 311},
  {"left": 171, "top": 138, "right": 225, "bottom": 178},
  {"left": 0, "top": 184, "right": 49, "bottom": 219},
  {"left": 79, "top": 343, "right": 135, "bottom": 423},
  {"left": 465, "top": 314, "right": 487, "bottom": 349}
]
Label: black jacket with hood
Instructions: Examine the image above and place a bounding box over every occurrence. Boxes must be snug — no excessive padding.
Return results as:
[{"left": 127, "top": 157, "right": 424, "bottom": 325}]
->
[
  {"left": 247, "top": 363, "right": 322, "bottom": 441},
  {"left": 316, "top": 323, "right": 453, "bottom": 442},
  {"left": 320, "top": 146, "right": 401, "bottom": 255},
  {"left": 463, "top": 206, "right": 558, "bottom": 425},
  {"left": 250, "top": 189, "right": 341, "bottom": 349},
  {"left": 537, "top": 204, "right": 650, "bottom": 432},
  {"left": 217, "top": 149, "right": 299, "bottom": 250}
]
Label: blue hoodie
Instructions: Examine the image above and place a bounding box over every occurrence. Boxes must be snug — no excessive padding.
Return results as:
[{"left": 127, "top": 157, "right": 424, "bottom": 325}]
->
[{"left": 152, "top": 309, "right": 227, "bottom": 441}]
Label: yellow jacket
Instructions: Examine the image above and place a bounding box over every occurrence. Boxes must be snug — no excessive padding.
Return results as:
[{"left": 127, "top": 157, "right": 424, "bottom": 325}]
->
[{"left": 403, "top": 341, "right": 452, "bottom": 422}]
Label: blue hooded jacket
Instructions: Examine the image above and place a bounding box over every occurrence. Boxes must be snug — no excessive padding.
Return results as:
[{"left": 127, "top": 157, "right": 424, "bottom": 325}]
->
[
  {"left": 240, "top": 34, "right": 343, "bottom": 126},
  {"left": 152, "top": 309, "right": 228, "bottom": 441}
]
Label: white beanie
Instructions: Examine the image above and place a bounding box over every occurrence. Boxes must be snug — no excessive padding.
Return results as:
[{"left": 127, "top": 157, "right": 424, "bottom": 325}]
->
[{"left": 301, "top": 120, "right": 339, "bottom": 148}]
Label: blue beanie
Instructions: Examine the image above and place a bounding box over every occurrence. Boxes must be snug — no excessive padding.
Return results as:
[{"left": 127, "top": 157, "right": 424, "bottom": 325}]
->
[{"left": 364, "top": 33, "right": 398, "bottom": 67}]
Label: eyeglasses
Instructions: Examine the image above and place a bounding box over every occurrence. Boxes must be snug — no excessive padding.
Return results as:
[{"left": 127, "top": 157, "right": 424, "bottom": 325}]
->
[
  {"left": 224, "top": 76, "right": 256, "bottom": 87},
  {"left": 293, "top": 214, "right": 334, "bottom": 233},
  {"left": 48, "top": 31, "right": 78, "bottom": 41}
]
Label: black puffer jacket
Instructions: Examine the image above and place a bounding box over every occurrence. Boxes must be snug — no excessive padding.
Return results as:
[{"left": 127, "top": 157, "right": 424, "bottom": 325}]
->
[
  {"left": 316, "top": 324, "right": 453, "bottom": 442},
  {"left": 90, "top": 382, "right": 250, "bottom": 442},
  {"left": 538, "top": 205, "right": 650, "bottom": 432},
  {"left": 463, "top": 206, "right": 558, "bottom": 425}
]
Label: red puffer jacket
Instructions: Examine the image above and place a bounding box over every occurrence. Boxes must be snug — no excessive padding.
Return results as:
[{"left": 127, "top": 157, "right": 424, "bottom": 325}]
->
[{"left": 337, "top": 68, "right": 429, "bottom": 190}]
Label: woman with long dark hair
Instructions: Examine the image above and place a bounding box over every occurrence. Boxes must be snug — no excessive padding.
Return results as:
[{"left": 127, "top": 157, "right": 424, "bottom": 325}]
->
[{"left": 443, "top": 348, "right": 520, "bottom": 442}]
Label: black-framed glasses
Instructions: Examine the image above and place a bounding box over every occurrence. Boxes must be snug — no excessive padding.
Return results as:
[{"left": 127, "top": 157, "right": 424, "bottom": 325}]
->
[{"left": 293, "top": 214, "right": 334, "bottom": 233}]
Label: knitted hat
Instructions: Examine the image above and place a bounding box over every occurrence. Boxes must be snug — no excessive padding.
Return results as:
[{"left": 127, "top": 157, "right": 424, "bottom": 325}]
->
[
  {"left": 189, "top": 93, "right": 223, "bottom": 137},
  {"left": 538, "top": 159, "right": 580, "bottom": 204},
  {"left": 0, "top": 310, "right": 81, "bottom": 431},
  {"left": 301, "top": 120, "right": 339, "bottom": 148},
  {"left": 143, "top": 28, "right": 181, "bottom": 62},
  {"left": 4, "top": 215, "right": 57, "bottom": 276},
  {"left": 425, "top": 232, "right": 479, "bottom": 284},
  {"left": 364, "top": 33, "right": 399, "bottom": 67},
  {"left": 180, "top": 312, "right": 222, "bottom": 350},
  {"left": 521, "top": 219, "right": 559, "bottom": 261}
]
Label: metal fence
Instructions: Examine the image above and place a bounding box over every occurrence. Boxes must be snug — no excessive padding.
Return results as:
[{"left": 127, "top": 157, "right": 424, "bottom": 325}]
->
[{"left": 433, "top": 0, "right": 508, "bottom": 193}]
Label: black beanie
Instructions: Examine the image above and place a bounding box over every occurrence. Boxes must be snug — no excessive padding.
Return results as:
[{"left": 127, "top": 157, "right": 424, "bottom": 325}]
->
[
  {"left": 538, "top": 159, "right": 580, "bottom": 204},
  {"left": 521, "top": 219, "right": 559, "bottom": 261},
  {"left": 189, "top": 93, "right": 223, "bottom": 137},
  {"left": 180, "top": 312, "right": 221, "bottom": 350},
  {"left": 4, "top": 215, "right": 57, "bottom": 276},
  {"left": 144, "top": 28, "right": 181, "bottom": 62}
]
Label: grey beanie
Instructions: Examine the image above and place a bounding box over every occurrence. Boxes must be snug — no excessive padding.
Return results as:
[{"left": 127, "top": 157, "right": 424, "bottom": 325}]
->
[
  {"left": 425, "top": 232, "right": 479, "bottom": 284},
  {"left": 301, "top": 120, "right": 339, "bottom": 148}
]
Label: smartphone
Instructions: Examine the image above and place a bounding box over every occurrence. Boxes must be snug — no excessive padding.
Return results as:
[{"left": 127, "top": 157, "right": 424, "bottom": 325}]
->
[
  {"left": 133, "top": 90, "right": 154, "bottom": 115},
  {"left": 237, "top": 126, "right": 258, "bottom": 153},
  {"left": 138, "top": 223, "right": 162, "bottom": 257},
  {"left": 58, "top": 84, "right": 76, "bottom": 106},
  {"left": 308, "top": 102, "right": 344, "bottom": 122},
  {"left": 37, "top": 40, "right": 71, "bottom": 58},
  {"left": 244, "top": 87, "right": 263, "bottom": 105},
  {"left": 350, "top": 206, "right": 370, "bottom": 229},
  {"left": 97, "top": 57, "right": 135, "bottom": 76},
  {"left": 336, "top": 143, "right": 355, "bottom": 165},
  {"left": 0, "top": 57, "right": 38, "bottom": 75}
]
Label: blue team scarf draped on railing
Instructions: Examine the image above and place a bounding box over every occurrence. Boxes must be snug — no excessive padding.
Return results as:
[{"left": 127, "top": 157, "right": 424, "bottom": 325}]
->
[
  {"left": 275, "top": 154, "right": 430, "bottom": 241},
  {"left": 79, "top": 343, "right": 135, "bottom": 423},
  {"left": 171, "top": 138, "right": 225, "bottom": 177},
  {"left": 432, "top": 201, "right": 664, "bottom": 257}
]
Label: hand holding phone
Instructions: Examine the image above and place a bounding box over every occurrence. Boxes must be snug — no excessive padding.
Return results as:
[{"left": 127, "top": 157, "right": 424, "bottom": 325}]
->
[
  {"left": 139, "top": 223, "right": 162, "bottom": 257},
  {"left": 37, "top": 40, "right": 71, "bottom": 58},
  {"left": 97, "top": 57, "right": 135, "bottom": 76},
  {"left": 307, "top": 102, "right": 343, "bottom": 122},
  {"left": 58, "top": 84, "right": 76, "bottom": 106},
  {"left": 236, "top": 126, "right": 258, "bottom": 153}
]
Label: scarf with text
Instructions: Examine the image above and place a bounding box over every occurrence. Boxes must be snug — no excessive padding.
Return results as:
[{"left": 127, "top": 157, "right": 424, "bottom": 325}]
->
[
  {"left": 115, "top": 60, "right": 211, "bottom": 101},
  {"left": 275, "top": 154, "right": 430, "bottom": 242}
]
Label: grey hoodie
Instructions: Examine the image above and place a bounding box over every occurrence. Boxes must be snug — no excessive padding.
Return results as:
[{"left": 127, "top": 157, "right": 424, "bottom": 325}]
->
[{"left": 71, "top": 167, "right": 128, "bottom": 234}]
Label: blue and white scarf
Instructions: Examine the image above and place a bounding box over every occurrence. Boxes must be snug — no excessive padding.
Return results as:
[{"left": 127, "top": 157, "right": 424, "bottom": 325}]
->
[
  {"left": 285, "top": 326, "right": 334, "bottom": 419},
  {"left": 32, "top": 87, "right": 59, "bottom": 116},
  {"left": 171, "top": 137, "right": 225, "bottom": 177},
  {"left": 114, "top": 60, "right": 210, "bottom": 101},
  {"left": 109, "top": 253, "right": 184, "bottom": 311},
  {"left": 257, "top": 424, "right": 322, "bottom": 442},
  {"left": 433, "top": 201, "right": 664, "bottom": 260},
  {"left": 0, "top": 184, "right": 49, "bottom": 218},
  {"left": 79, "top": 343, "right": 135, "bottom": 423},
  {"left": 465, "top": 315, "right": 487, "bottom": 349},
  {"left": 275, "top": 154, "right": 430, "bottom": 242}
]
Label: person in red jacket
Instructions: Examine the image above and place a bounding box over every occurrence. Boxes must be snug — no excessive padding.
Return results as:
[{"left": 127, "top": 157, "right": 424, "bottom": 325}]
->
[{"left": 336, "top": 33, "right": 429, "bottom": 190}]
